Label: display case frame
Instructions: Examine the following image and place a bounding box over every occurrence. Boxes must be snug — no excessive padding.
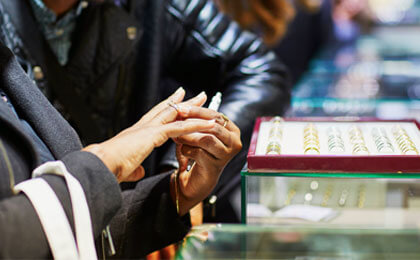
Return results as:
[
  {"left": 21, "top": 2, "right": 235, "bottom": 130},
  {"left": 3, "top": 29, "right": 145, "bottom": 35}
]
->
[{"left": 248, "top": 117, "right": 420, "bottom": 173}]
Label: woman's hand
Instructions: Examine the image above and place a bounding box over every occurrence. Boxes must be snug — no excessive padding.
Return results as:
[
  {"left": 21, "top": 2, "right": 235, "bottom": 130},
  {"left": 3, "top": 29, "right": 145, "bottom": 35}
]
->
[
  {"left": 172, "top": 106, "right": 242, "bottom": 216},
  {"left": 83, "top": 88, "right": 215, "bottom": 182}
]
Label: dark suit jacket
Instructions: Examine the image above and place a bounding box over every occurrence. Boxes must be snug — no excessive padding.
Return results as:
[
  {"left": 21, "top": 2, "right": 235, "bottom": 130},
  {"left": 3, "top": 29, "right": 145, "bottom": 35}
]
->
[
  {"left": 0, "top": 0, "right": 291, "bottom": 223},
  {"left": 0, "top": 45, "right": 190, "bottom": 258}
]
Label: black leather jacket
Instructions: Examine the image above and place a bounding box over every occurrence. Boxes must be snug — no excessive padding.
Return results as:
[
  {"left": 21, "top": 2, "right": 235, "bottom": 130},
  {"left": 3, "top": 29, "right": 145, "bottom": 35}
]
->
[{"left": 0, "top": 0, "right": 290, "bottom": 221}]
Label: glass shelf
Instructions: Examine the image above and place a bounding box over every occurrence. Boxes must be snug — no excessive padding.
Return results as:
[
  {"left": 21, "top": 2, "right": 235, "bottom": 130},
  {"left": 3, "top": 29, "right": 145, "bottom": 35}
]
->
[
  {"left": 177, "top": 224, "right": 420, "bottom": 259},
  {"left": 242, "top": 171, "right": 420, "bottom": 227}
]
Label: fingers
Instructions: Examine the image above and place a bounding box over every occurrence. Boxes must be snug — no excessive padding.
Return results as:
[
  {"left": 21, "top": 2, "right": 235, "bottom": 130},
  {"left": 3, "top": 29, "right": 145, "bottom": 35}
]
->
[
  {"left": 175, "top": 132, "right": 229, "bottom": 159},
  {"left": 173, "top": 116, "right": 242, "bottom": 161},
  {"left": 150, "top": 91, "right": 208, "bottom": 123},
  {"left": 151, "top": 101, "right": 183, "bottom": 125},
  {"left": 177, "top": 121, "right": 233, "bottom": 145},
  {"left": 162, "top": 119, "right": 216, "bottom": 139},
  {"left": 150, "top": 86, "right": 185, "bottom": 114},
  {"left": 142, "top": 92, "right": 209, "bottom": 127},
  {"left": 178, "top": 106, "right": 240, "bottom": 134},
  {"left": 135, "top": 87, "right": 186, "bottom": 127},
  {"left": 217, "top": 113, "right": 240, "bottom": 134},
  {"left": 179, "top": 106, "right": 220, "bottom": 120},
  {"left": 181, "top": 145, "right": 218, "bottom": 165},
  {"left": 181, "top": 91, "right": 207, "bottom": 108},
  {"left": 181, "top": 144, "right": 218, "bottom": 166}
]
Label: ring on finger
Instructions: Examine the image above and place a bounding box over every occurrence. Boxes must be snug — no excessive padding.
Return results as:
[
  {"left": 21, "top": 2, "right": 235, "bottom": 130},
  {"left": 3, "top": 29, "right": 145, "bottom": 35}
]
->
[
  {"left": 168, "top": 100, "right": 179, "bottom": 113},
  {"left": 221, "top": 113, "right": 229, "bottom": 127}
]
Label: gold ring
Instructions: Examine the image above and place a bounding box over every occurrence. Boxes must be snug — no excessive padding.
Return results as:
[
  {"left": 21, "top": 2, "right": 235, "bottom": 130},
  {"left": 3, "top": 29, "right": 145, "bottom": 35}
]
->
[
  {"left": 304, "top": 146, "right": 320, "bottom": 155},
  {"left": 401, "top": 143, "right": 418, "bottom": 154},
  {"left": 304, "top": 139, "right": 320, "bottom": 147},
  {"left": 269, "top": 131, "right": 282, "bottom": 141},
  {"left": 352, "top": 144, "right": 369, "bottom": 155},
  {"left": 266, "top": 141, "right": 281, "bottom": 155},
  {"left": 271, "top": 116, "right": 284, "bottom": 124},
  {"left": 168, "top": 100, "right": 179, "bottom": 113},
  {"left": 328, "top": 139, "right": 345, "bottom": 152},
  {"left": 221, "top": 114, "right": 229, "bottom": 127}
]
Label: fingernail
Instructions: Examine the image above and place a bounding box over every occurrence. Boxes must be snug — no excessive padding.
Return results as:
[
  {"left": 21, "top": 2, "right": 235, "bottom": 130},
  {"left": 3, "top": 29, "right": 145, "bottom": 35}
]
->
[
  {"left": 196, "top": 91, "right": 206, "bottom": 99},
  {"left": 173, "top": 87, "right": 185, "bottom": 99}
]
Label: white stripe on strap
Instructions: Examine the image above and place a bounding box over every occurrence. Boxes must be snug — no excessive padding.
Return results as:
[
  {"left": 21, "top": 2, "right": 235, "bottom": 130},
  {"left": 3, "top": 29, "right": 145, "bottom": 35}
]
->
[
  {"left": 14, "top": 161, "right": 98, "bottom": 260},
  {"left": 14, "top": 178, "right": 79, "bottom": 260},
  {"left": 33, "top": 161, "right": 98, "bottom": 260}
]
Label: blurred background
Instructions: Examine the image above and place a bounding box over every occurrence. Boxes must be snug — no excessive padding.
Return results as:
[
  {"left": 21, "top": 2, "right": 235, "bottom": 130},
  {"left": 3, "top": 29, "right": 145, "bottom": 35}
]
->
[{"left": 286, "top": 0, "right": 420, "bottom": 120}]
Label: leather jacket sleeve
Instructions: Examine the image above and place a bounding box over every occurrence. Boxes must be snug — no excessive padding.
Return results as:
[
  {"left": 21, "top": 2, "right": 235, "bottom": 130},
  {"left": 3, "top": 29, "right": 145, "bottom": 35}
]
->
[
  {"left": 164, "top": 0, "right": 291, "bottom": 127},
  {"left": 160, "top": 0, "right": 291, "bottom": 199}
]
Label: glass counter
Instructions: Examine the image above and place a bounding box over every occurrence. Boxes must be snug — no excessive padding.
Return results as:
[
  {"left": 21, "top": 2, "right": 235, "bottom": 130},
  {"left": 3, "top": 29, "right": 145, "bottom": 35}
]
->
[
  {"left": 242, "top": 171, "right": 420, "bottom": 227},
  {"left": 177, "top": 224, "right": 420, "bottom": 259}
]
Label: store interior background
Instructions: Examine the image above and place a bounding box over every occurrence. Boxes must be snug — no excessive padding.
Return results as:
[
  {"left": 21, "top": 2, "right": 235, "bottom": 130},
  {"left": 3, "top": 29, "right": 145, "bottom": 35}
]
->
[
  {"left": 290, "top": 0, "right": 420, "bottom": 120},
  {"left": 178, "top": 1, "right": 420, "bottom": 259}
]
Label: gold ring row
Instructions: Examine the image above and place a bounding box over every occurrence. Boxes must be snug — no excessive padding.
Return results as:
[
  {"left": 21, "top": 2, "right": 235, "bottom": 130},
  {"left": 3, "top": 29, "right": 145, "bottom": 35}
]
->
[
  {"left": 266, "top": 117, "right": 284, "bottom": 155},
  {"left": 372, "top": 127, "right": 394, "bottom": 153},
  {"left": 392, "top": 125, "right": 418, "bottom": 155},
  {"left": 327, "top": 127, "right": 345, "bottom": 153},
  {"left": 303, "top": 124, "right": 320, "bottom": 155},
  {"left": 349, "top": 126, "right": 369, "bottom": 155}
]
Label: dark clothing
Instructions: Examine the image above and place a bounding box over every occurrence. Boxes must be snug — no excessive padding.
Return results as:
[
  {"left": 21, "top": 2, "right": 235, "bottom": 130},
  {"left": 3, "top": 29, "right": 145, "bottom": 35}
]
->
[
  {"left": 0, "top": 45, "right": 190, "bottom": 258},
  {"left": 0, "top": 89, "right": 55, "bottom": 163},
  {"left": 0, "top": 0, "right": 290, "bottom": 222},
  {"left": 274, "top": 0, "right": 334, "bottom": 84}
]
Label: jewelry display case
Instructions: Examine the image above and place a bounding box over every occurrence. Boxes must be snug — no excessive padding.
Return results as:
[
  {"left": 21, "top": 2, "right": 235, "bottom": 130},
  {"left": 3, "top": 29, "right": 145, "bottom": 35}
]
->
[
  {"left": 177, "top": 224, "right": 420, "bottom": 259},
  {"left": 248, "top": 117, "right": 420, "bottom": 173},
  {"left": 244, "top": 116, "right": 420, "bottom": 225}
]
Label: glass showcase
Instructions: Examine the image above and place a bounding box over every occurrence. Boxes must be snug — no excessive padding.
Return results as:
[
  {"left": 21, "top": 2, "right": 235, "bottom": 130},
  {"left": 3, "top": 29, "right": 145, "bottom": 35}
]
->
[
  {"left": 177, "top": 224, "right": 420, "bottom": 259},
  {"left": 242, "top": 172, "right": 420, "bottom": 228}
]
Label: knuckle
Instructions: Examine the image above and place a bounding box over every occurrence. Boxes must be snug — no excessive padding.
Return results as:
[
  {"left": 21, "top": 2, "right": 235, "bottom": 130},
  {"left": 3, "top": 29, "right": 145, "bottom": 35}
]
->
[
  {"left": 200, "top": 135, "right": 216, "bottom": 147},
  {"left": 237, "top": 141, "right": 243, "bottom": 151},
  {"left": 195, "top": 148, "right": 203, "bottom": 156},
  {"left": 233, "top": 138, "right": 243, "bottom": 152},
  {"left": 212, "top": 124, "right": 223, "bottom": 136},
  {"left": 192, "top": 148, "right": 202, "bottom": 158}
]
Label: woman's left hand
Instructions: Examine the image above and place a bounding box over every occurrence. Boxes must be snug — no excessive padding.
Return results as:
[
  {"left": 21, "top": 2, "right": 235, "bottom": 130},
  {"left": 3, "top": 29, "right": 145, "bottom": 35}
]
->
[{"left": 173, "top": 106, "right": 242, "bottom": 215}]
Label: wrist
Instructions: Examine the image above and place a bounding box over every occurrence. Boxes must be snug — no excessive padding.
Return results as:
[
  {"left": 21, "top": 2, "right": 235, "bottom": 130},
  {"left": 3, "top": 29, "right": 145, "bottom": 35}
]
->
[{"left": 83, "top": 144, "right": 118, "bottom": 179}]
